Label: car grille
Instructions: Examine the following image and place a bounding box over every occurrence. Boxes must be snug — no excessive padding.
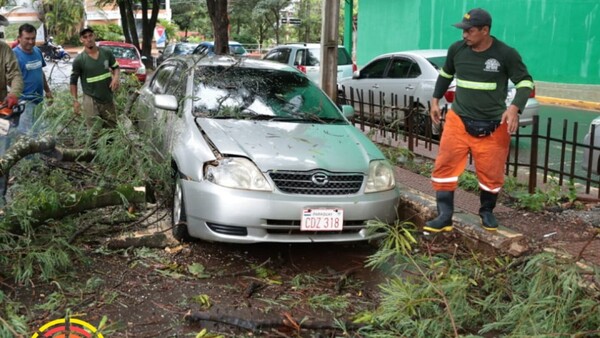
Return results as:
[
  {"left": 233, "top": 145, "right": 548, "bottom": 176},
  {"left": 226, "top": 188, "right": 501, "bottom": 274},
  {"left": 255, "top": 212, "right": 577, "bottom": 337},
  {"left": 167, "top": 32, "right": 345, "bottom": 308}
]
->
[{"left": 269, "top": 170, "right": 364, "bottom": 195}]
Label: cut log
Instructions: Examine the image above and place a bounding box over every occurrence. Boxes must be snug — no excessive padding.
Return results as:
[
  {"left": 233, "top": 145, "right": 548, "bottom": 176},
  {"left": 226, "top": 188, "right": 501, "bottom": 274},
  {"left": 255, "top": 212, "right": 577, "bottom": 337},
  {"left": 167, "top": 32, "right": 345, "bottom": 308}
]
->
[{"left": 8, "top": 185, "right": 150, "bottom": 233}]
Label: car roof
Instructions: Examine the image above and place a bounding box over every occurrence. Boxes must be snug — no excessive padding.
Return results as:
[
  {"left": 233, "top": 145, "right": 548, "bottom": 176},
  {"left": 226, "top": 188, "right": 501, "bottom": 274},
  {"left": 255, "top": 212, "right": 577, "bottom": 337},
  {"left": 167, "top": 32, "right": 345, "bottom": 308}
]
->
[
  {"left": 278, "top": 43, "right": 346, "bottom": 49},
  {"left": 97, "top": 41, "right": 137, "bottom": 48},
  {"left": 168, "top": 54, "right": 300, "bottom": 72},
  {"left": 200, "top": 41, "right": 243, "bottom": 46},
  {"left": 375, "top": 49, "right": 447, "bottom": 59}
]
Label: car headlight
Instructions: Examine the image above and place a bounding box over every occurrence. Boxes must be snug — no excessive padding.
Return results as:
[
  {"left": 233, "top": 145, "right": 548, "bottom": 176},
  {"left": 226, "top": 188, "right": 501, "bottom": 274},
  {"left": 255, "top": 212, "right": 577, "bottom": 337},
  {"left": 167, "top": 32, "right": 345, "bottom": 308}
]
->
[
  {"left": 365, "top": 160, "right": 396, "bottom": 193},
  {"left": 136, "top": 65, "right": 146, "bottom": 75},
  {"left": 205, "top": 157, "right": 272, "bottom": 191}
]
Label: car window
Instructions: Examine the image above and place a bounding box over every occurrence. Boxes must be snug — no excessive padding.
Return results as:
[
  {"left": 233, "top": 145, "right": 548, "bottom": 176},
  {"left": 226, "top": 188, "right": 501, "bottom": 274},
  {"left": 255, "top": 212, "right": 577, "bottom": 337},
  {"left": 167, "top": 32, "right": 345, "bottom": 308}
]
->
[
  {"left": 229, "top": 44, "right": 247, "bottom": 55},
  {"left": 338, "top": 47, "right": 352, "bottom": 65},
  {"left": 264, "top": 48, "right": 290, "bottom": 64},
  {"left": 306, "top": 48, "right": 320, "bottom": 66},
  {"left": 191, "top": 66, "right": 345, "bottom": 123},
  {"left": 151, "top": 65, "right": 175, "bottom": 94},
  {"left": 360, "top": 58, "right": 390, "bottom": 79},
  {"left": 387, "top": 58, "right": 420, "bottom": 79},
  {"left": 164, "top": 65, "right": 187, "bottom": 98},
  {"left": 104, "top": 46, "right": 138, "bottom": 60},
  {"left": 163, "top": 44, "right": 175, "bottom": 56},
  {"left": 427, "top": 56, "right": 446, "bottom": 70}
]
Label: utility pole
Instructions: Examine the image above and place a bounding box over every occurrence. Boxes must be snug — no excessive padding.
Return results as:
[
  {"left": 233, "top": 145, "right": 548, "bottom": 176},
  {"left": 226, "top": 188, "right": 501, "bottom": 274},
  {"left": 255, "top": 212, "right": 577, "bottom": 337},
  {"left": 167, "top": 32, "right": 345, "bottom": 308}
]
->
[{"left": 320, "top": 0, "right": 339, "bottom": 101}]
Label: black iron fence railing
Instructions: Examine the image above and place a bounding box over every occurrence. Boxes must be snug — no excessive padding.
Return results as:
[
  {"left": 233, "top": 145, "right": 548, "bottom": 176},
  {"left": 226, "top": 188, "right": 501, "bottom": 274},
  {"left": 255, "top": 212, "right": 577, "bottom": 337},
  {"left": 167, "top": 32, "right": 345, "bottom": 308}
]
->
[{"left": 338, "top": 86, "right": 600, "bottom": 198}]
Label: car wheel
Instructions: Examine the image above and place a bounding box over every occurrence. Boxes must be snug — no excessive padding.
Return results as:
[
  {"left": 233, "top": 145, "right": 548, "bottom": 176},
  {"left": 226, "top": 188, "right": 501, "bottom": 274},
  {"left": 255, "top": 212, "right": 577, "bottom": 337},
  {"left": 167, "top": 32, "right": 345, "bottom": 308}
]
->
[{"left": 172, "top": 174, "right": 192, "bottom": 242}]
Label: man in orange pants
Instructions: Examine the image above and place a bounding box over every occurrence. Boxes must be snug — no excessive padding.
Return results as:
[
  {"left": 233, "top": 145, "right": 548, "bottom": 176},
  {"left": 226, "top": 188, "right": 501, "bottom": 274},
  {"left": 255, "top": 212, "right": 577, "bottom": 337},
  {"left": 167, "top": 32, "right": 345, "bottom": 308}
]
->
[{"left": 425, "top": 8, "right": 534, "bottom": 233}]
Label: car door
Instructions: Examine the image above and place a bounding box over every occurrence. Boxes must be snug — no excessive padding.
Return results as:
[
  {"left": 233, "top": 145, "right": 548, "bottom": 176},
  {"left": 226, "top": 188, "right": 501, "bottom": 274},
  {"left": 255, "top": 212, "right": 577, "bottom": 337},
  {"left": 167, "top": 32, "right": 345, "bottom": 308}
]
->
[
  {"left": 340, "top": 56, "right": 391, "bottom": 112},
  {"left": 133, "top": 63, "right": 184, "bottom": 152},
  {"left": 378, "top": 56, "right": 420, "bottom": 105}
]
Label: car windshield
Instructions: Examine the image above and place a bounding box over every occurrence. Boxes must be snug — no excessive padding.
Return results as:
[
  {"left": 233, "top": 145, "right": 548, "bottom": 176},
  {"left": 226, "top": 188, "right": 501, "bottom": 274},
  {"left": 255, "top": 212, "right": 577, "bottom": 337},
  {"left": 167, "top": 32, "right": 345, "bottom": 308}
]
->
[
  {"left": 229, "top": 44, "right": 247, "bottom": 55},
  {"left": 105, "top": 46, "right": 138, "bottom": 60},
  {"left": 175, "top": 43, "right": 196, "bottom": 55},
  {"left": 191, "top": 66, "right": 346, "bottom": 124},
  {"left": 427, "top": 56, "right": 446, "bottom": 70}
]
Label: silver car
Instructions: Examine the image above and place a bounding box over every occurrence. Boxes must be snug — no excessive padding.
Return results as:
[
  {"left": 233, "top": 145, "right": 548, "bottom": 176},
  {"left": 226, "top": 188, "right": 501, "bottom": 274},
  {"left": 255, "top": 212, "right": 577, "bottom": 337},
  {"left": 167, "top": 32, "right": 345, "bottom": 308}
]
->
[
  {"left": 582, "top": 115, "right": 600, "bottom": 174},
  {"left": 130, "top": 55, "right": 400, "bottom": 243},
  {"left": 263, "top": 43, "right": 356, "bottom": 87},
  {"left": 339, "top": 49, "right": 539, "bottom": 128}
]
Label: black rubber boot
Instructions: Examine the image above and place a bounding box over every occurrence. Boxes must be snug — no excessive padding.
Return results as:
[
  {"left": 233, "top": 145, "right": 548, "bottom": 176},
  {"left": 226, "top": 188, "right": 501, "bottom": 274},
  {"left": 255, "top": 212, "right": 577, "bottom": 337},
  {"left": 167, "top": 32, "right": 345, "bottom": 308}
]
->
[
  {"left": 423, "top": 191, "right": 454, "bottom": 233},
  {"left": 479, "top": 190, "right": 499, "bottom": 230}
]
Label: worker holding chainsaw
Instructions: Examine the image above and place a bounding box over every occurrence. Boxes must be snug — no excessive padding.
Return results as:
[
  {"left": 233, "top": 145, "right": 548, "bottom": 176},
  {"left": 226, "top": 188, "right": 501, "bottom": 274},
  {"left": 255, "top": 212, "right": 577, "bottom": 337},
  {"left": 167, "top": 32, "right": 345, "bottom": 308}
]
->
[{"left": 0, "top": 18, "right": 24, "bottom": 207}]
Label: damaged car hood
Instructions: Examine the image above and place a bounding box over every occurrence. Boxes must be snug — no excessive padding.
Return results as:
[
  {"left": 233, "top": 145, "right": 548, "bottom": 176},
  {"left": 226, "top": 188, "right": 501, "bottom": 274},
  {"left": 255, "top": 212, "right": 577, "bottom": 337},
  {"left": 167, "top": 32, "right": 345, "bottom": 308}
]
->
[{"left": 195, "top": 118, "right": 381, "bottom": 173}]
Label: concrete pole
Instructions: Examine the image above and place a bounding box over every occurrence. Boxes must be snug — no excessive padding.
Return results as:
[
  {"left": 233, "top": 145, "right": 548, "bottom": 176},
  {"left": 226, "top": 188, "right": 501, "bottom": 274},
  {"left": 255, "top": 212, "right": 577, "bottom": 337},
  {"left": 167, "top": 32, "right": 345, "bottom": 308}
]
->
[{"left": 320, "top": 0, "right": 339, "bottom": 101}]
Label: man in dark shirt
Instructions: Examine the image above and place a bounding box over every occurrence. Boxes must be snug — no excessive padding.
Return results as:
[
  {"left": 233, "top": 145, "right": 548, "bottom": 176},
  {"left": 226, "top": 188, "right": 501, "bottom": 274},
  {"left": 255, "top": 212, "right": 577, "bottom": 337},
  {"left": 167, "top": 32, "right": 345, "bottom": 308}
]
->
[
  {"left": 425, "top": 8, "right": 534, "bottom": 233},
  {"left": 70, "top": 27, "right": 120, "bottom": 131}
]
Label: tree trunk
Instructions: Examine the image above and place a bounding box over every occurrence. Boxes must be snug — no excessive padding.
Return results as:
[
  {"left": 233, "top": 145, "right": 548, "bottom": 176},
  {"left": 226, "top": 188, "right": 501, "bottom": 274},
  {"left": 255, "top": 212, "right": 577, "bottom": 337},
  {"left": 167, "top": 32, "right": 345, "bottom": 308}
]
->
[
  {"left": 140, "top": 0, "right": 160, "bottom": 67},
  {"left": 207, "top": 0, "right": 230, "bottom": 55},
  {"left": 8, "top": 185, "right": 150, "bottom": 234}
]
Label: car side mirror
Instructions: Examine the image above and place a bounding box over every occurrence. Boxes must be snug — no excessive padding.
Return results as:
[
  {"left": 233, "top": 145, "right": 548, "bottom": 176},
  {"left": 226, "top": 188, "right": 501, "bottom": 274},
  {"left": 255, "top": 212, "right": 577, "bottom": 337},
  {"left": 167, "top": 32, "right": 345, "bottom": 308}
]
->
[
  {"left": 154, "top": 94, "right": 178, "bottom": 111},
  {"left": 340, "top": 104, "right": 354, "bottom": 119},
  {"left": 141, "top": 56, "right": 148, "bottom": 60}
]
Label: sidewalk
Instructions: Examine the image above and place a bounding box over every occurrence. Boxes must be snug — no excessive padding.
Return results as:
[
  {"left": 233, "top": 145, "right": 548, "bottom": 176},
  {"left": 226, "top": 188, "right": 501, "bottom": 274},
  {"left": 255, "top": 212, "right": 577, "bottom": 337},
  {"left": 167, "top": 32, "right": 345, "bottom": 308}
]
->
[{"left": 394, "top": 165, "right": 600, "bottom": 266}]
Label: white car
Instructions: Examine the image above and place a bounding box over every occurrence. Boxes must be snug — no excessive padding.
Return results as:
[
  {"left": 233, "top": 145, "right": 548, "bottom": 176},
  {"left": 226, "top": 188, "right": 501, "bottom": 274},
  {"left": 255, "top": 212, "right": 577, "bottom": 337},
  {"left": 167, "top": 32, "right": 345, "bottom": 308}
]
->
[
  {"left": 582, "top": 116, "right": 600, "bottom": 174},
  {"left": 263, "top": 43, "right": 356, "bottom": 87},
  {"left": 339, "top": 49, "right": 539, "bottom": 129}
]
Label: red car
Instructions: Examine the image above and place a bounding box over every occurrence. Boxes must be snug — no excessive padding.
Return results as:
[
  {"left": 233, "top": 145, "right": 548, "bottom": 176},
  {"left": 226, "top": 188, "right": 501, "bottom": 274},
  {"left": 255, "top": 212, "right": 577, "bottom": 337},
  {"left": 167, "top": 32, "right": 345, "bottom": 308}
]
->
[{"left": 97, "top": 41, "right": 147, "bottom": 82}]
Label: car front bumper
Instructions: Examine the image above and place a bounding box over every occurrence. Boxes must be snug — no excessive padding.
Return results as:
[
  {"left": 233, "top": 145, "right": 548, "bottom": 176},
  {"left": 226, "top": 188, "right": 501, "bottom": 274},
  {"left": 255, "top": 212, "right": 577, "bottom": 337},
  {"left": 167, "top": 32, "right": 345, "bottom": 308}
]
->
[{"left": 181, "top": 178, "right": 400, "bottom": 244}]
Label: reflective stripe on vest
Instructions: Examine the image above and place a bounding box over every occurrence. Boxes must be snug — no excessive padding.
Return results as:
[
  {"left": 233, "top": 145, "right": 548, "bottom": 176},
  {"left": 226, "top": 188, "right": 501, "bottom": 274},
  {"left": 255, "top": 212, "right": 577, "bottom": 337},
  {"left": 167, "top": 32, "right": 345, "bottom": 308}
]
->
[
  {"left": 456, "top": 78, "right": 496, "bottom": 90},
  {"left": 439, "top": 68, "right": 453, "bottom": 79},
  {"left": 515, "top": 80, "right": 534, "bottom": 89},
  {"left": 86, "top": 72, "right": 112, "bottom": 83}
]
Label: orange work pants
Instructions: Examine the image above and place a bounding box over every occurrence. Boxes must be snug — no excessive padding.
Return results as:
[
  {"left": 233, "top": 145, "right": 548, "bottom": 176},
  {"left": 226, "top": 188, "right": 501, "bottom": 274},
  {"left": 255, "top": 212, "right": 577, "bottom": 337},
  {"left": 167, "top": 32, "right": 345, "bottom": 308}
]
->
[{"left": 431, "top": 110, "right": 510, "bottom": 193}]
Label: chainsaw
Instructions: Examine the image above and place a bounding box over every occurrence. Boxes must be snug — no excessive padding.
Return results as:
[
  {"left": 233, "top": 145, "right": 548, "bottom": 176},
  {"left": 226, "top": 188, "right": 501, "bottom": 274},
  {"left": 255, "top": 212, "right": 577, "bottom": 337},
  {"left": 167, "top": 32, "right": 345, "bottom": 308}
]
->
[{"left": 0, "top": 101, "right": 25, "bottom": 136}]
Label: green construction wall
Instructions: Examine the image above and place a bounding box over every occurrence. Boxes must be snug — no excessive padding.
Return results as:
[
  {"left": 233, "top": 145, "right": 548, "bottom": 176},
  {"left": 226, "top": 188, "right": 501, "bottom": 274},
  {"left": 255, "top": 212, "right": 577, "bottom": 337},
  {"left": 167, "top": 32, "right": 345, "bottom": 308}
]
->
[{"left": 356, "top": 0, "right": 600, "bottom": 85}]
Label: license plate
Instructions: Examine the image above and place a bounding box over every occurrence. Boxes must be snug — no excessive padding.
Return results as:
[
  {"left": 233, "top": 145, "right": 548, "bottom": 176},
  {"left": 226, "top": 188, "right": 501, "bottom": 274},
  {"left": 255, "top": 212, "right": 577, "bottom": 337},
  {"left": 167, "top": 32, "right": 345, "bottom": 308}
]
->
[{"left": 301, "top": 208, "right": 344, "bottom": 231}]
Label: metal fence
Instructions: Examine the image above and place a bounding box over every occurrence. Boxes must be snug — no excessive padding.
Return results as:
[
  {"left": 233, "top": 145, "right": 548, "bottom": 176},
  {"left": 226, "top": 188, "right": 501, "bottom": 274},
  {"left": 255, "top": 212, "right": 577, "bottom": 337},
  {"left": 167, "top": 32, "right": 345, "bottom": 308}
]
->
[{"left": 338, "top": 86, "right": 600, "bottom": 198}]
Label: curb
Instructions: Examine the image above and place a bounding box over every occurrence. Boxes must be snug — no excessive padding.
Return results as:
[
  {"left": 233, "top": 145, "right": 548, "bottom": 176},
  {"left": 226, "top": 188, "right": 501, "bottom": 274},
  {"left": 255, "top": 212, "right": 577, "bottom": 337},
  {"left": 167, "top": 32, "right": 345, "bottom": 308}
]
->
[
  {"left": 397, "top": 184, "right": 529, "bottom": 257},
  {"left": 537, "top": 96, "right": 600, "bottom": 112}
]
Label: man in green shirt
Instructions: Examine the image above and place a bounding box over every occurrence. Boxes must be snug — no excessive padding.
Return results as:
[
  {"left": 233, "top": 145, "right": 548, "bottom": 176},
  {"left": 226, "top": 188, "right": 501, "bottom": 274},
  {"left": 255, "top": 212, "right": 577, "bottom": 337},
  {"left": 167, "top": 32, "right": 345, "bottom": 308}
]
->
[
  {"left": 70, "top": 27, "right": 120, "bottom": 130},
  {"left": 425, "top": 8, "right": 534, "bottom": 233}
]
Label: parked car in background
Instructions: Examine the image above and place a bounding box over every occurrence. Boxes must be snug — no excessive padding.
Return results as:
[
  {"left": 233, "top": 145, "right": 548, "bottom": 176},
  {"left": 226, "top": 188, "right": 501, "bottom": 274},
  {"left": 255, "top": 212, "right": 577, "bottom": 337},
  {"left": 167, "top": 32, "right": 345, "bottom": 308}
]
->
[
  {"left": 582, "top": 115, "right": 600, "bottom": 174},
  {"left": 192, "top": 41, "right": 248, "bottom": 57},
  {"left": 263, "top": 43, "right": 356, "bottom": 87},
  {"left": 97, "top": 41, "right": 146, "bottom": 82},
  {"left": 156, "top": 42, "right": 197, "bottom": 65},
  {"left": 338, "top": 49, "right": 539, "bottom": 132},
  {"left": 129, "top": 55, "right": 400, "bottom": 243}
]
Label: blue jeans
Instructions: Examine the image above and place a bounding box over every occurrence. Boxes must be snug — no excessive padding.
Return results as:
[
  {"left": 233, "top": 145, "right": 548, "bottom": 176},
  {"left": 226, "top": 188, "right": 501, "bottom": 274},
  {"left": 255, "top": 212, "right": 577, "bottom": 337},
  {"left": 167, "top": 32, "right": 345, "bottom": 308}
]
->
[{"left": 0, "top": 101, "right": 40, "bottom": 204}]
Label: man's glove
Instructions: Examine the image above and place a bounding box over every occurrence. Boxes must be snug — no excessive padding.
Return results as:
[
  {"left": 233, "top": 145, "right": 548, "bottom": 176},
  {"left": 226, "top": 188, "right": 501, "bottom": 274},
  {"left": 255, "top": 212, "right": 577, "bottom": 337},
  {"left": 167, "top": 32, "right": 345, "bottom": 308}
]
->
[{"left": 5, "top": 94, "right": 18, "bottom": 108}]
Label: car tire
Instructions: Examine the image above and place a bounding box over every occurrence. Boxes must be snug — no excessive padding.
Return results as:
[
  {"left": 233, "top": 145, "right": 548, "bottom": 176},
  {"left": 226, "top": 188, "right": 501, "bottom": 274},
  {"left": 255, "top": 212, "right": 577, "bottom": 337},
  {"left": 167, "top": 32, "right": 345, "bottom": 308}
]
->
[{"left": 172, "top": 174, "right": 192, "bottom": 242}]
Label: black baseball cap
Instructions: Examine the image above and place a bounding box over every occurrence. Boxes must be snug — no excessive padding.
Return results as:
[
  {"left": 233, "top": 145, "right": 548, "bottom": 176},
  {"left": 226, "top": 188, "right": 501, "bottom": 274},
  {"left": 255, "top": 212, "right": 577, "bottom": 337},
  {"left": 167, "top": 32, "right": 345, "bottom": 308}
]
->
[
  {"left": 80, "top": 26, "right": 94, "bottom": 36},
  {"left": 453, "top": 8, "right": 492, "bottom": 29}
]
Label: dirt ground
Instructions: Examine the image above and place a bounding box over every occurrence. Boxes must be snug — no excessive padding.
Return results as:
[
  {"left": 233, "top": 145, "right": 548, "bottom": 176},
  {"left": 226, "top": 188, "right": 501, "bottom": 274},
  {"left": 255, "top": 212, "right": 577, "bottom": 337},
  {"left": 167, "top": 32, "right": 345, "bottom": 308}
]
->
[{"left": 3, "top": 199, "right": 599, "bottom": 337}]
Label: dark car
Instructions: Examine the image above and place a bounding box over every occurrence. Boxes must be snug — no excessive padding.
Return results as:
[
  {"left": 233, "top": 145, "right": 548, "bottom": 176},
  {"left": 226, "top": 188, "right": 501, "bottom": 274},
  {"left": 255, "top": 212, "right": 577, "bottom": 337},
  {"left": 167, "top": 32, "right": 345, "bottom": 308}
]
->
[
  {"left": 192, "top": 41, "right": 248, "bottom": 57},
  {"left": 156, "top": 42, "right": 197, "bottom": 66}
]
